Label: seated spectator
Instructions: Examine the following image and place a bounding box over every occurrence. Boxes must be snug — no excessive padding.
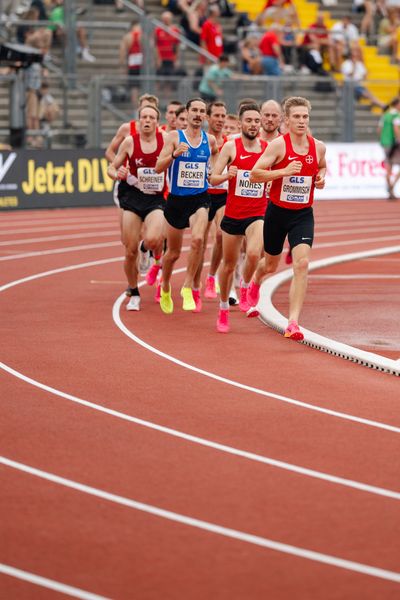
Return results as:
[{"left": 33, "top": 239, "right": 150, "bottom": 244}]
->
[
  {"left": 330, "top": 15, "right": 359, "bottom": 71},
  {"left": 39, "top": 81, "right": 60, "bottom": 132},
  {"left": 155, "top": 11, "right": 181, "bottom": 76},
  {"left": 353, "top": 0, "right": 376, "bottom": 39},
  {"left": 256, "top": 0, "right": 300, "bottom": 28},
  {"left": 239, "top": 35, "right": 263, "bottom": 74},
  {"left": 119, "top": 18, "right": 142, "bottom": 106},
  {"left": 48, "top": 0, "right": 96, "bottom": 62},
  {"left": 301, "top": 11, "right": 334, "bottom": 71},
  {"left": 200, "top": 4, "right": 224, "bottom": 63},
  {"left": 259, "top": 23, "right": 284, "bottom": 75},
  {"left": 341, "top": 44, "right": 385, "bottom": 108},
  {"left": 199, "top": 54, "right": 233, "bottom": 102},
  {"left": 16, "top": 6, "right": 52, "bottom": 58},
  {"left": 280, "top": 14, "right": 299, "bottom": 71},
  {"left": 377, "top": 7, "right": 399, "bottom": 59}
]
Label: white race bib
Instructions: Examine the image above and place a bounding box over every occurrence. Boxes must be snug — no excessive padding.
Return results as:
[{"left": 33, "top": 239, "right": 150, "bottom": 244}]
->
[
  {"left": 234, "top": 169, "right": 264, "bottom": 198},
  {"left": 209, "top": 166, "right": 228, "bottom": 191},
  {"left": 137, "top": 168, "right": 164, "bottom": 193},
  {"left": 281, "top": 175, "right": 312, "bottom": 204},
  {"left": 128, "top": 53, "right": 143, "bottom": 67},
  {"left": 177, "top": 161, "right": 206, "bottom": 189}
]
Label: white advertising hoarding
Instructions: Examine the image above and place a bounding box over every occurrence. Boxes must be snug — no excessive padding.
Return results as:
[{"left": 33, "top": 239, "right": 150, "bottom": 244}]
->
[{"left": 315, "top": 142, "right": 394, "bottom": 200}]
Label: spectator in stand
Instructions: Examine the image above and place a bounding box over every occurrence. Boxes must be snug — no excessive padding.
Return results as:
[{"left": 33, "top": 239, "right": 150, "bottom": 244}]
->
[
  {"left": 353, "top": 0, "right": 376, "bottom": 40},
  {"left": 39, "top": 81, "right": 60, "bottom": 132},
  {"left": 377, "top": 8, "right": 399, "bottom": 60},
  {"left": 379, "top": 97, "right": 400, "bottom": 198},
  {"left": 161, "top": 100, "right": 182, "bottom": 132},
  {"left": 280, "top": 14, "right": 300, "bottom": 71},
  {"left": 180, "top": 0, "right": 208, "bottom": 47},
  {"left": 330, "top": 15, "right": 359, "bottom": 71},
  {"left": 200, "top": 4, "right": 224, "bottom": 63},
  {"left": 256, "top": 0, "right": 300, "bottom": 28},
  {"left": 25, "top": 58, "right": 42, "bottom": 147},
  {"left": 341, "top": 44, "right": 385, "bottom": 108},
  {"left": 199, "top": 54, "right": 233, "bottom": 102},
  {"left": 48, "top": 0, "right": 96, "bottom": 62},
  {"left": 155, "top": 11, "right": 181, "bottom": 76},
  {"left": 239, "top": 35, "right": 263, "bottom": 74},
  {"left": 301, "top": 11, "right": 334, "bottom": 71},
  {"left": 17, "top": 6, "right": 52, "bottom": 59},
  {"left": 259, "top": 23, "right": 284, "bottom": 75},
  {"left": 120, "top": 18, "right": 143, "bottom": 106}
]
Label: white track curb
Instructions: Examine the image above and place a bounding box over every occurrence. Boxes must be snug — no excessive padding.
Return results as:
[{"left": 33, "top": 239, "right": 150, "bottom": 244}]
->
[{"left": 257, "top": 245, "right": 400, "bottom": 376}]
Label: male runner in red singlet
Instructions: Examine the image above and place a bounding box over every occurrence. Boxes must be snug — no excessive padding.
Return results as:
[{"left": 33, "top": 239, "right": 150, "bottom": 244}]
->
[
  {"left": 107, "top": 105, "right": 166, "bottom": 311},
  {"left": 248, "top": 96, "right": 326, "bottom": 340},
  {"left": 209, "top": 103, "right": 268, "bottom": 333},
  {"left": 260, "top": 99, "right": 282, "bottom": 143},
  {"left": 160, "top": 100, "right": 182, "bottom": 133}
]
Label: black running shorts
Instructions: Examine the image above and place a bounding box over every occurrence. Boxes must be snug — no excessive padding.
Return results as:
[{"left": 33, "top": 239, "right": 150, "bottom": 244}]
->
[
  {"left": 208, "top": 191, "right": 227, "bottom": 222},
  {"left": 118, "top": 181, "right": 165, "bottom": 221},
  {"left": 221, "top": 215, "right": 264, "bottom": 236},
  {"left": 164, "top": 191, "right": 210, "bottom": 230},
  {"left": 263, "top": 202, "right": 314, "bottom": 255}
]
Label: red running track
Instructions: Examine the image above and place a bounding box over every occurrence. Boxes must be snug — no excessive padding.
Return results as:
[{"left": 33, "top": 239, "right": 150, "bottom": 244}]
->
[{"left": 0, "top": 200, "right": 399, "bottom": 600}]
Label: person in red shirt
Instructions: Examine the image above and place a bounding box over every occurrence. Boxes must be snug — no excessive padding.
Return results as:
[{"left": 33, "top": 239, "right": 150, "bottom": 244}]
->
[
  {"left": 257, "top": 0, "right": 299, "bottom": 28},
  {"left": 119, "top": 19, "right": 143, "bottom": 106},
  {"left": 155, "top": 11, "right": 181, "bottom": 76},
  {"left": 301, "top": 12, "right": 334, "bottom": 72},
  {"left": 248, "top": 96, "right": 327, "bottom": 341},
  {"left": 259, "top": 24, "right": 284, "bottom": 75},
  {"left": 209, "top": 103, "right": 268, "bottom": 333},
  {"left": 200, "top": 5, "right": 224, "bottom": 63}
]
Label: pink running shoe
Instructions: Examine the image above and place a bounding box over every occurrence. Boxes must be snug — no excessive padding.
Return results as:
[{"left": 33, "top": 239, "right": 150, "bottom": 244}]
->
[
  {"left": 284, "top": 322, "right": 304, "bottom": 341},
  {"left": 216, "top": 309, "right": 229, "bottom": 333},
  {"left": 146, "top": 263, "right": 161, "bottom": 286},
  {"left": 192, "top": 289, "right": 202, "bottom": 313},
  {"left": 155, "top": 281, "right": 161, "bottom": 303},
  {"left": 246, "top": 281, "right": 260, "bottom": 307},
  {"left": 285, "top": 250, "right": 293, "bottom": 265},
  {"left": 204, "top": 276, "right": 217, "bottom": 299},
  {"left": 239, "top": 286, "right": 250, "bottom": 312}
]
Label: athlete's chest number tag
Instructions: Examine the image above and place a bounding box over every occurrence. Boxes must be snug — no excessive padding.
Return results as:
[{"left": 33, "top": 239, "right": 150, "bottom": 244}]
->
[
  {"left": 281, "top": 175, "right": 312, "bottom": 203},
  {"left": 137, "top": 168, "right": 164, "bottom": 193},
  {"left": 177, "top": 162, "right": 206, "bottom": 188},
  {"left": 235, "top": 169, "right": 264, "bottom": 198}
]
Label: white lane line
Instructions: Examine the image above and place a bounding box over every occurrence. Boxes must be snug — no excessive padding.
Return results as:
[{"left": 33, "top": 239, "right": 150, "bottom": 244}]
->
[
  {"left": 315, "top": 225, "right": 400, "bottom": 238},
  {"left": 258, "top": 246, "right": 400, "bottom": 375},
  {"left": 0, "top": 222, "right": 119, "bottom": 236},
  {"left": 0, "top": 242, "right": 121, "bottom": 262},
  {"left": 314, "top": 235, "right": 400, "bottom": 249},
  {"left": 1, "top": 257, "right": 399, "bottom": 434},
  {"left": 0, "top": 563, "right": 109, "bottom": 600},
  {"left": 0, "top": 216, "right": 116, "bottom": 229},
  {"left": 1, "top": 359, "right": 399, "bottom": 498},
  {"left": 2, "top": 457, "right": 400, "bottom": 584},
  {"left": 309, "top": 275, "right": 400, "bottom": 280},
  {"left": 0, "top": 230, "right": 118, "bottom": 247}
]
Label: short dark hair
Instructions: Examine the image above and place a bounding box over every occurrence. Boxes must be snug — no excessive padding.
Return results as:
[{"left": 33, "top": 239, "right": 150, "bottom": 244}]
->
[
  {"left": 167, "top": 100, "right": 182, "bottom": 108},
  {"left": 219, "top": 54, "right": 229, "bottom": 63},
  {"left": 207, "top": 101, "right": 227, "bottom": 116},
  {"left": 186, "top": 97, "right": 207, "bottom": 111},
  {"left": 175, "top": 105, "right": 187, "bottom": 117},
  {"left": 239, "top": 103, "right": 260, "bottom": 118}
]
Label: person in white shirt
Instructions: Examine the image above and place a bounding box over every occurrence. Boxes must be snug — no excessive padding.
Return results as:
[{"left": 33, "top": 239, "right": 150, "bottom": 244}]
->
[
  {"left": 341, "top": 44, "right": 385, "bottom": 108},
  {"left": 330, "top": 15, "right": 359, "bottom": 71}
]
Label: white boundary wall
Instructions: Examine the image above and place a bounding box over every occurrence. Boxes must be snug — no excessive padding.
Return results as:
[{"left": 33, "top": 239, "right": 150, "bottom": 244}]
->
[{"left": 316, "top": 143, "right": 396, "bottom": 200}]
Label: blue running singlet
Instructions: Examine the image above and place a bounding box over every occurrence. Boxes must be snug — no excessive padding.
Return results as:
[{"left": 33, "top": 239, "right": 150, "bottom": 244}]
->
[{"left": 168, "top": 129, "right": 211, "bottom": 196}]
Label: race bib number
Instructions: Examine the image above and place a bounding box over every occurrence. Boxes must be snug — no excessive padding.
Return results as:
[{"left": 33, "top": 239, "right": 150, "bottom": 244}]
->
[
  {"left": 234, "top": 169, "right": 264, "bottom": 198},
  {"left": 128, "top": 53, "right": 143, "bottom": 67},
  {"left": 177, "top": 161, "right": 206, "bottom": 189},
  {"left": 209, "top": 166, "right": 228, "bottom": 191},
  {"left": 281, "top": 175, "right": 312, "bottom": 204},
  {"left": 137, "top": 168, "right": 164, "bottom": 193}
]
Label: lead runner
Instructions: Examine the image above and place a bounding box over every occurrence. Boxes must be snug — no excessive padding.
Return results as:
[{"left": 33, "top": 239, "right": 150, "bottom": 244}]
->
[{"left": 248, "top": 96, "right": 327, "bottom": 340}]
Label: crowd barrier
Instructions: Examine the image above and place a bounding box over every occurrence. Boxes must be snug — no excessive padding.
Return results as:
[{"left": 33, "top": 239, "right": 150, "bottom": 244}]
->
[{"left": 0, "top": 143, "right": 393, "bottom": 211}]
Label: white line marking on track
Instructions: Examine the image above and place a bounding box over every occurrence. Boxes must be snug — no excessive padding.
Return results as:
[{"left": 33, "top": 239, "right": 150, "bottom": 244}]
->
[
  {"left": 309, "top": 275, "right": 400, "bottom": 280},
  {"left": 0, "top": 222, "right": 119, "bottom": 236},
  {"left": 314, "top": 235, "right": 400, "bottom": 249},
  {"left": 0, "top": 562, "right": 109, "bottom": 600},
  {"left": 0, "top": 242, "right": 121, "bottom": 262},
  {"left": 2, "top": 457, "right": 400, "bottom": 584},
  {"left": 1, "top": 359, "right": 399, "bottom": 498},
  {"left": 0, "top": 230, "right": 118, "bottom": 247}
]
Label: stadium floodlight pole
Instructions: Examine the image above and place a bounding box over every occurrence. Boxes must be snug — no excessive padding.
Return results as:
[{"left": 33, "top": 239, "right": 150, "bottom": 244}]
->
[{"left": 64, "top": 0, "right": 77, "bottom": 86}]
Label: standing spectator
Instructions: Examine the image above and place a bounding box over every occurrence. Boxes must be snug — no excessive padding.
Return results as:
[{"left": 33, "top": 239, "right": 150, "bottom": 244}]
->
[
  {"left": 25, "top": 59, "right": 42, "bottom": 147},
  {"left": 120, "top": 18, "right": 143, "bottom": 106},
  {"left": 199, "top": 54, "right": 233, "bottom": 102},
  {"left": 330, "top": 15, "right": 359, "bottom": 71},
  {"left": 301, "top": 11, "right": 334, "bottom": 71},
  {"left": 259, "top": 23, "right": 284, "bottom": 75},
  {"left": 353, "top": 0, "right": 376, "bottom": 40},
  {"left": 17, "top": 6, "right": 52, "bottom": 58},
  {"left": 155, "top": 11, "right": 181, "bottom": 76},
  {"left": 379, "top": 97, "right": 400, "bottom": 198},
  {"left": 180, "top": 0, "right": 207, "bottom": 47},
  {"left": 341, "top": 44, "right": 385, "bottom": 108},
  {"left": 48, "top": 0, "right": 96, "bottom": 62},
  {"left": 200, "top": 4, "right": 224, "bottom": 63}
]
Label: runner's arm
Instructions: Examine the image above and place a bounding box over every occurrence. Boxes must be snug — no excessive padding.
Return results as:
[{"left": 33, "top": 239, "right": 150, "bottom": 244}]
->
[
  {"left": 107, "top": 137, "right": 133, "bottom": 180},
  {"left": 105, "top": 122, "right": 130, "bottom": 162},
  {"left": 250, "top": 138, "right": 301, "bottom": 182},
  {"left": 154, "top": 131, "right": 180, "bottom": 173},
  {"left": 315, "top": 141, "right": 327, "bottom": 189},
  {"left": 209, "top": 141, "right": 235, "bottom": 186}
]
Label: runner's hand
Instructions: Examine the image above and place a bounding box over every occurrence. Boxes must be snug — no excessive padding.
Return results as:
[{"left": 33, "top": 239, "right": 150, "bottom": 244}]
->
[
  {"left": 227, "top": 165, "right": 238, "bottom": 179},
  {"left": 174, "top": 142, "right": 189, "bottom": 157},
  {"left": 315, "top": 173, "right": 325, "bottom": 189},
  {"left": 284, "top": 161, "right": 302, "bottom": 176},
  {"left": 117, "top": 165, "right": 128, "bottom": 180}
]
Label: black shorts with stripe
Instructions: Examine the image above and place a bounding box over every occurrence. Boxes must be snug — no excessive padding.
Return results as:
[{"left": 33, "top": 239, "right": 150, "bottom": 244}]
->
[
  {"left": 164, "top": 191, "right": 210, "bottom": 230},
  {"left": 263, "top": 202, "right": 314, "bottom": 255}
]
